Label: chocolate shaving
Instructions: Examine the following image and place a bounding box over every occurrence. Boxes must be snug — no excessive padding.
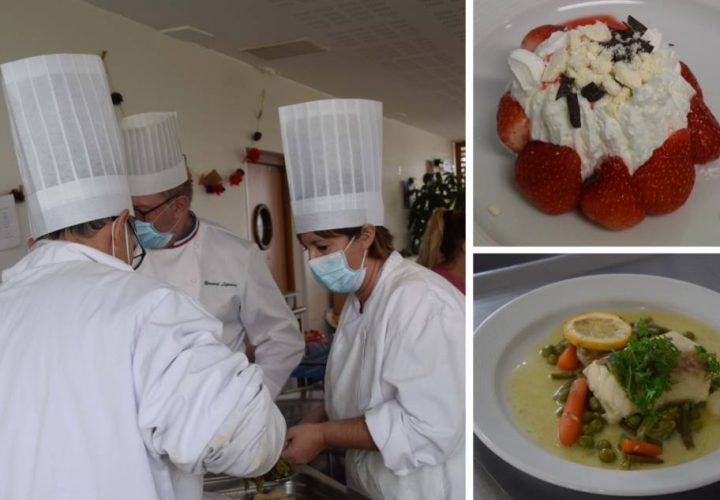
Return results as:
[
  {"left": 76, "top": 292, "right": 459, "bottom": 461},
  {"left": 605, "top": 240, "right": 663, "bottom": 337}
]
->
[
  {"left": 627, "top": 16, "right": 647, "bottom": 34},
  {"left": 567, "top": 92, "right": 581, "bottom": 128},
  {"left": 556, "top": 74, "right": 574, "bottom": 100},
  {"left": 637, "top": 39, "right": 654, "bottom": 54},
  {"left": 581, "top": 82, "right": 606, "bottom": 103}
]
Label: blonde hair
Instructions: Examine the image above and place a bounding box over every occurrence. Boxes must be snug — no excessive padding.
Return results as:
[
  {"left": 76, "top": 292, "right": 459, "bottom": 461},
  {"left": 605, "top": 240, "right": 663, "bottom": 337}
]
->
[
  {"left": 416, "top": 208, "right": 449, "bottom": 269},
  {"left": 417, "top": 208, "right": 465, "bottom": 269}
]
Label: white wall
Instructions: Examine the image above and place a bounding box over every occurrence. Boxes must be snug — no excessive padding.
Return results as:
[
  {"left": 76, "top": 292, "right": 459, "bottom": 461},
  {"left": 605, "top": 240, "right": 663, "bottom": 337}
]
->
[{"left": 0, "top": 0, "right": 453, "bottom": 331}]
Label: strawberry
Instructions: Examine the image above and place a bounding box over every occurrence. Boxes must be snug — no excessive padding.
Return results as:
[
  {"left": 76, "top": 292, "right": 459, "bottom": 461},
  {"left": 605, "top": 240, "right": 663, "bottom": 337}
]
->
[
  {"left": 580, "top": 157, "right": 645, "bottom": 230},
  {"left": 680, "top": 61, "right": 703, "bottom": 100},
  {"left": 521, "top": 25, "right": 564, "bottom": 52},
  {"left": 515, "top": 141, "right": 582, "bottom": 214},
  {"left": 632, "top": 129, "right": 695, "bottom": 215},
  {"left": 562, "top": 15, "right": 626, "bottom": 30},
  {"left": 497, "top": 91, "right": 530, "bottom": 154},
  {"left": 687, "top": 94, "right": 720, "bottom": 165}
]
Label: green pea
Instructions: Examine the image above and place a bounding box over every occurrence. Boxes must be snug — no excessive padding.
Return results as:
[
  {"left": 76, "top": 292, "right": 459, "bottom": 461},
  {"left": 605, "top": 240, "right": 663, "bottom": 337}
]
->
[
  {"left": 582, "top": 411, "right": 594, "bottom": 423},
  {"left": 598, "top": 447, "right": 616, "bottom": 463},
  {"left": 541, "top": 345, "right": 553, "bottom": 358},
  {"left": 547, "top": 353, "right": 558, "bottom": 365},
  {"left": 590, "top": 418, "right": 605, "bottom": 433},
  {"left": 552, "top": 344, "right": 565, "bottom": 355},
  {"left": 596, "top": 439, "right": 612, "bottom": 450},
  {"left": 582, "top": 423, "right": 596, "bottom": 436},
  {"left": 625, "top": 414, "right": 642, "bottom": 429},
  {"left": 578, "top": 435, "right": 594, "bottom": 449},
  {"left": 683, "top": 331, "right": 697, "bottom": 340},
  {"left": 588, "top": 397, "right": 601, "bottom": 411}
]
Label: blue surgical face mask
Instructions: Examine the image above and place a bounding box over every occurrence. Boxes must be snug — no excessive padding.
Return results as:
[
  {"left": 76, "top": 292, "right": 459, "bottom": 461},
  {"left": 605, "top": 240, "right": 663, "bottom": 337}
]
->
[
  {"left": 134, "top": 203, "right": 179, "bottom": 249},
  {"left": 308, "top": 236, "right": 367, "bottom": 293}
]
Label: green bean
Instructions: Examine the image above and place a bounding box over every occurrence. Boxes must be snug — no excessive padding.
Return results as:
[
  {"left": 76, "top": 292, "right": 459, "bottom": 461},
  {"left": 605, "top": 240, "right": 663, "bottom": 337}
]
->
[
  {"left": 550, "top": 371, "right": 578, "bottom": 380},
  {"left": 626, "top": 455, "right": 664, "bottom": 464},
  {"left": 683, "top": 331, "right": 697, "bottom": 340},
  {"left": 553, "top": 381, "right": 572, "bottom": 401},
  {"left": 546, "top": 353, "right": 558, "bottom": 365},
  {"left": 555, "top": 406, "right": 564, "bottom": 417},
  {"left": 557, "top": 388, "right": 569, "bottom": 403},
  {"left": 541, "top": 345, "right": 553, "bottom": 358},
  {"left": 679, "top": 402, "right": 695, "bottom": 450},
  {"left": 552, "top": 344, "right": 565, "bottom": 356},
  {"left": 598, "top": 447, "right": 616, "bottom": 463},
  {"left": 619, "top": 454, "right": 631, "bottom": 470},
  {"left": 578, "top": 435, "right": 595, "bottom": 449},
  {"left": 588, "top": 397, "right": 601, "bottom": 411},
  {"left": 596, "top": 439, "right": 612, "bottom": 450}
]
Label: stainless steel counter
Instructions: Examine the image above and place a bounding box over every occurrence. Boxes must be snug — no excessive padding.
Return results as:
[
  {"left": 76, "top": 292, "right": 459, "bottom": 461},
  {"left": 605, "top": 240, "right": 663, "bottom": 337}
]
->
[{"left": 203, "top": 465, "right": 368, "bottom": 499}]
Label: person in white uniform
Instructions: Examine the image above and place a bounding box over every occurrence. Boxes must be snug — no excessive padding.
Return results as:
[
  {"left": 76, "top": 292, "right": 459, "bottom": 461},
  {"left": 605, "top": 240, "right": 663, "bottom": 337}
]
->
[
  {"left": 0, "top": 54, "right": 285, "bottom": 500},
  {"left": 119, "top": 112, "right": 304, "bottom": 400},
  {"left": 277, "top": 99, "right": 465, "bottom": 500}
]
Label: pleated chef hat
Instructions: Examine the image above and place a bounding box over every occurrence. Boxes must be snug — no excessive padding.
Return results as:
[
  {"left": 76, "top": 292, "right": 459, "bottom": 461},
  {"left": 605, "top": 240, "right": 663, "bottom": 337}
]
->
[
  {"left": 1, "top": 54, "right": 132, "bottom": 239},
  {"left": 279, "top": 99, "right": 383, "bottom": 234},
  {"left": 120, "top": 112, "right": 188, "bottom": 196}
]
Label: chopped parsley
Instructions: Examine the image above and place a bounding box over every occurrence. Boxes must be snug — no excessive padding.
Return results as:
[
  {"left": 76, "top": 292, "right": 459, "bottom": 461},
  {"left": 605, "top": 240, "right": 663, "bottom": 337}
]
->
[
  {"left": 695, "top": 345, "right": 720, "bottom": 374},
  {"left": 608, "top": 335, "right": 680, "bottom": 415}
]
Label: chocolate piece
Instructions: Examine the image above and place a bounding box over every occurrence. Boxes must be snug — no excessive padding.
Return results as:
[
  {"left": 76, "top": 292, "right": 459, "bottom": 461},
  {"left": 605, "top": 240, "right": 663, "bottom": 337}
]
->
[
  {"left": 581, "top": 82, "right": 606, "bottom": 103},
  {"left": 637, "top": 39, "right": 654, "bottom": 54},
  {"left": 627, "top": 16, "right": 647, "bottom": 34},
  {"left": 567, "top": 92, "right": 581, "bottom": 128},
  {"left": 556, "top": 74, "right": 574, "bottom": 100}
]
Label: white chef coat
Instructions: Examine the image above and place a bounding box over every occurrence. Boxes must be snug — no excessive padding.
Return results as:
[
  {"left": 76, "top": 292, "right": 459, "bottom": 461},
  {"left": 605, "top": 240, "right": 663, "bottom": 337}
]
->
[
  {"left": 0, "top": 240, "right": 285, "bottom": 500},
  {"left": 139, "top": 217, "right": 304, "bottom": 400},
  {"left": 325, "top": 252, "right": 465, "bottom": 500}
]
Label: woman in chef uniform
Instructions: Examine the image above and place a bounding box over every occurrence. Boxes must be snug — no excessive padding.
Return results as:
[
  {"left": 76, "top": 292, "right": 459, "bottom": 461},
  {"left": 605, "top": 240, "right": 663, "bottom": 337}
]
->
[{"left": 278, "top": 99, "right": 465, "bottom": 500}]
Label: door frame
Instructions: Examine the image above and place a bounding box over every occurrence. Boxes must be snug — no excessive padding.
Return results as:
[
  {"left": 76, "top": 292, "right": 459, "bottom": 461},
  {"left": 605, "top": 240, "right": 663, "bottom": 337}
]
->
[{"left": 243, "top": 147, "right": 296, "bottom": 293}]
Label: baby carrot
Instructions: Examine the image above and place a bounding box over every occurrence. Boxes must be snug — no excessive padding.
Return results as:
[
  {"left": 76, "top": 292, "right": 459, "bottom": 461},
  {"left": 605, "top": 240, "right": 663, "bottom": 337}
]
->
[
  {"left": 621, "top": 438, "right": 663, "bottom": 458},
  {"left": 557, "top": 344, "right": 581, "bottom": 371},
  {"left": 559, "top": 377, "right": 588, "bottom": 446}
]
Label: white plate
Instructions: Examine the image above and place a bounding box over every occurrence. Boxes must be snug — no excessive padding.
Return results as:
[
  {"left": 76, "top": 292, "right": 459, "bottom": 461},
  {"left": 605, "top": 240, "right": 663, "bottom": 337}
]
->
[
  {"left": 474, "top": 0, "right": 720, "bottom": 245},
  {"left": 474, "top": 274, "right": 720, "bottom": 496}
]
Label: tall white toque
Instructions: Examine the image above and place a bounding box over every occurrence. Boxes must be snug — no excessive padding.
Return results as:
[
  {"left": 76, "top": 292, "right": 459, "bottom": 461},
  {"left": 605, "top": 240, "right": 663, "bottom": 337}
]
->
[
  {"left": 1, "top": 53, "right": 132, "bottom": 239},
  {"left": 120, "top": 112, "right": 188, "bottom": 196},
  {"left": 279, "top": 99, "right": 384, "bottom": 234}
]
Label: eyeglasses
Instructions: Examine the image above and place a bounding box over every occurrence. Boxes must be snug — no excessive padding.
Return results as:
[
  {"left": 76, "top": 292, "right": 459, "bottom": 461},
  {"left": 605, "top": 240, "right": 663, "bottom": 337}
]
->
[
  {"left": 127, "top": 218, "right": 146, "bottom": 270},
  {"left": 133, "top": 195, "right": 178, "bottom": 219}
]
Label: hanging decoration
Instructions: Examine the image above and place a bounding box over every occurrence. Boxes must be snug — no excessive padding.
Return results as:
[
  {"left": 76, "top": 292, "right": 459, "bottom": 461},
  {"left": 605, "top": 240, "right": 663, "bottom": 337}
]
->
[
  {"left": 100, "top": 51, "right": 125, "bottom": 114},
  {"left": 198, "top": 169, "right": 225, "bottom": 195},
  {"left": 4, "top": 185, "right": 24, "bottom": 203},
  {"left": 229, "top": 168, "right": 245, "bottom": 186}
]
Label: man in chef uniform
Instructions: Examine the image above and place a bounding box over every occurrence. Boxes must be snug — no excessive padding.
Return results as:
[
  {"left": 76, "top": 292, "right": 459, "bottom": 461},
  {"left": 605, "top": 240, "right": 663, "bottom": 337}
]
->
[
  {"left": 0, "top": 54, "right": 285, "bottom": 500},
  {"left": 278, "top": 99, "right": 465, "bottom": 500},
  {"left": 119, "top": 112, "right": 304, "bottom": 401}
]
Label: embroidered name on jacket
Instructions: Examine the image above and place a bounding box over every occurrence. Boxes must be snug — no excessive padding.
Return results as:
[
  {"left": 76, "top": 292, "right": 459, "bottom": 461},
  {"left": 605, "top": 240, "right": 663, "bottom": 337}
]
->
[{"left": 203, "top": 280, "right": 238, "bottom": 287}]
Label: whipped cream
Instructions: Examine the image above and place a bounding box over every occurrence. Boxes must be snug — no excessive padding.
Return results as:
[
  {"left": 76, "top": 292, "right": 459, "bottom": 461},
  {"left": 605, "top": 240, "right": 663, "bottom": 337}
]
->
[{"left": 508, "top": 21, "right": 696, "bottom": 180}]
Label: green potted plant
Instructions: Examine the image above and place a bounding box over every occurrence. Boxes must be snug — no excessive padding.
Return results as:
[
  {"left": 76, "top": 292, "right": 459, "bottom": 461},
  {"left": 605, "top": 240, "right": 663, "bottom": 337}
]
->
[{"left": 406, "top": 169, "right": 465, "bottom": 255}]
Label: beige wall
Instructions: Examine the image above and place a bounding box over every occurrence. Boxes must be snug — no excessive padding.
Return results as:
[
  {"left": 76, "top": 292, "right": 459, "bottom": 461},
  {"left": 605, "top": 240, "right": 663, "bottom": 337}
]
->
[{"left": 0, "top": 0, "right": 454, "bottom": 331}]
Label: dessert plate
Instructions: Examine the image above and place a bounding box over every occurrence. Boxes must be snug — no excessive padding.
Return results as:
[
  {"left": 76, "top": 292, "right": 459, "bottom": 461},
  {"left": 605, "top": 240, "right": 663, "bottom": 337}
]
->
[
  {"left": 474, "top": 274, "right": 720, "bottom": 495},
  {"left": 474, "top": 0, "right": 720, "bottom": 245}
]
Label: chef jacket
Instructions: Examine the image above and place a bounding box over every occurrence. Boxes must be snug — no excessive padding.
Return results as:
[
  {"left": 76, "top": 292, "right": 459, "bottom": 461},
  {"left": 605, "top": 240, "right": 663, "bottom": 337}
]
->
[
  {"left": 0, "top": 240, "right": 285, "bottom": 500},
  {"left": 325, "top": 251, "right": 465, "bottom": 500},
  {"left": 139, "top": 216, "right": 304, "bottom": 399}
]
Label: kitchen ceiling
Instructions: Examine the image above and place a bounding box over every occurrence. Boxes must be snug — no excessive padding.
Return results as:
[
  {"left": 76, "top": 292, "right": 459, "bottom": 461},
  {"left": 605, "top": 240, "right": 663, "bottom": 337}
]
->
[{"left": 83, "top": 0, "right": 465, "bottom": 140}]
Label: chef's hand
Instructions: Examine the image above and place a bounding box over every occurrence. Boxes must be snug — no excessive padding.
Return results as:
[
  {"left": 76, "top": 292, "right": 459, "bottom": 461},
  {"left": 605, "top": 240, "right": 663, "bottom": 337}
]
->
[{"left": 281, "top": 423, "right": 327, "bottom": 464}]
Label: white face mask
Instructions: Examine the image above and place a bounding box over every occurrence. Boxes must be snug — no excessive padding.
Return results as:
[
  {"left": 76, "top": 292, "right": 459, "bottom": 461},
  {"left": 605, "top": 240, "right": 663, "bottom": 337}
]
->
[
  {"left": 308, "top": 236, "right": 367, "bottom": 293},
  {"left": 111, "top": 218, "right": 132, "bottom": 266}
]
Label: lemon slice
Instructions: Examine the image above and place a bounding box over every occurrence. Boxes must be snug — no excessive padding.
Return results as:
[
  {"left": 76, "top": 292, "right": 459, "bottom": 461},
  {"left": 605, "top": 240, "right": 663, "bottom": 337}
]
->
[{"left": 563, "top": 312, "right": 632, "bottom": 351}]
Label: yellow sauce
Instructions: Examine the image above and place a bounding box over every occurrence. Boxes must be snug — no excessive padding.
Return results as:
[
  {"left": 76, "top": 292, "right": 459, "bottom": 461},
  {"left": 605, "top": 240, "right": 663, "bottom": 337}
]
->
[{"left": 507, "top": 309, "right": 720, "bottom": 469}]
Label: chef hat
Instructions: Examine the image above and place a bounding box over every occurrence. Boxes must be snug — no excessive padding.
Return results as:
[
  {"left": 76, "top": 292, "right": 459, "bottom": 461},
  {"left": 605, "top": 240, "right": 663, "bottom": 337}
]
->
[
  {"left": 279, "top": 99, "right": 384, "bottom": 234},
  {"left": 120, "top": 112, "right": 188, "bottom": 196},
  {"left": 1, "top": 54, "right": 132, "bottom": 239}
]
